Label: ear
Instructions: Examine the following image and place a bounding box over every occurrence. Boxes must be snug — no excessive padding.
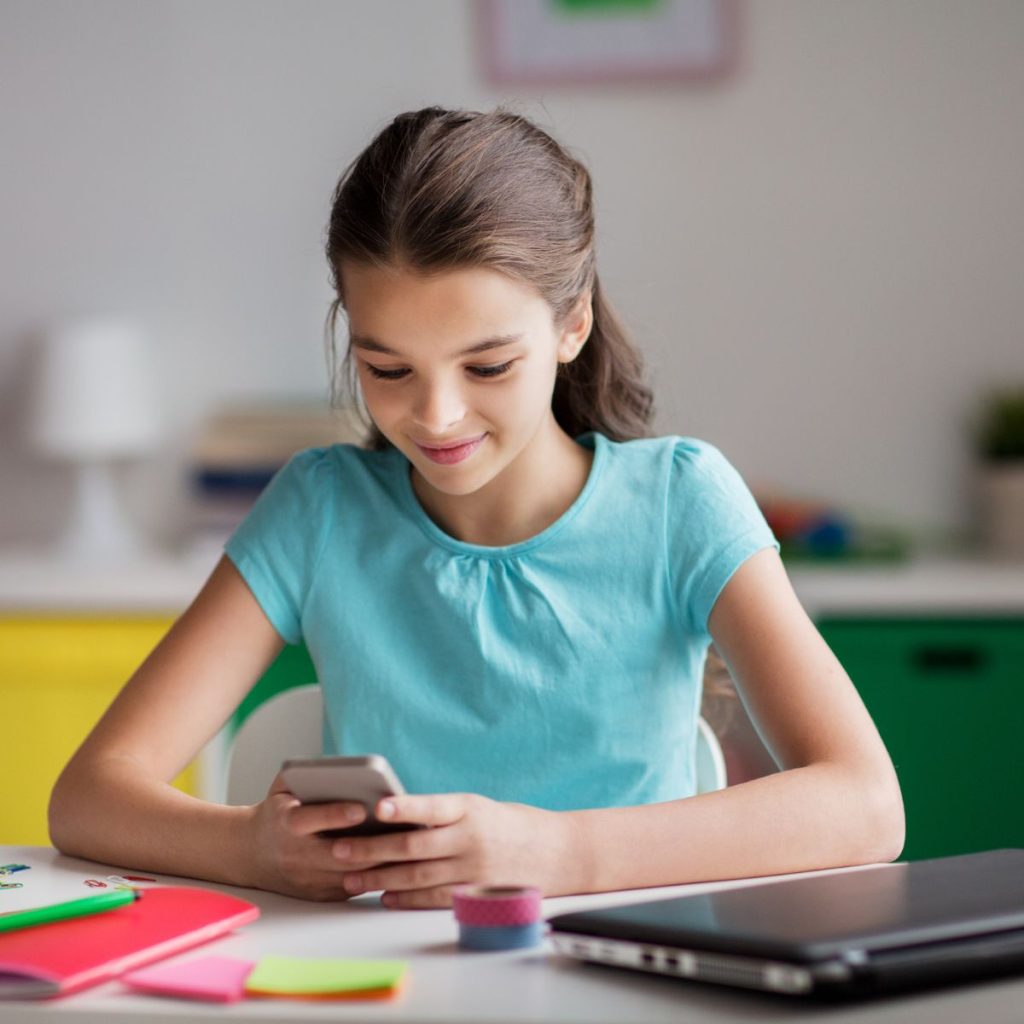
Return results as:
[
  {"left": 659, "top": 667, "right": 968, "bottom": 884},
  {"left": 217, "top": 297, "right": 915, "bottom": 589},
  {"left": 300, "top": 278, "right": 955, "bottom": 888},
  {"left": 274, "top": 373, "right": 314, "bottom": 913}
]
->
[{"left": 556, "top": 291, "right": 593, "bottom": 366}]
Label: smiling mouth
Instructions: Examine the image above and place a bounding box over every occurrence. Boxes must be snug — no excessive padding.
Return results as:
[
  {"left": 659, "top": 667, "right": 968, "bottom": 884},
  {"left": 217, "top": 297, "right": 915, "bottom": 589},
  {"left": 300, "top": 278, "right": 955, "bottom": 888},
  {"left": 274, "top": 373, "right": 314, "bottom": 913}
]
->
[
  {"left": 414, "top": 434, "right": 486, "bottom": 451},
  {"left": 414, "top": 434, "right": 487, "bottom": 465}
]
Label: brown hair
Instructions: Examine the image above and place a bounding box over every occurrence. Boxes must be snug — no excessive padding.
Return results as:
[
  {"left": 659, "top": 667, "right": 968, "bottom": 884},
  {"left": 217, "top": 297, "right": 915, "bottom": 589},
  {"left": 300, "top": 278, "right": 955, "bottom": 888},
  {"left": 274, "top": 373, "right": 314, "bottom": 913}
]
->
[
  {"left": 322, "top": 105, "right": 736, "bottom": 741},
  {"left": 323, "top": 105, "right": 653, "bottom": 449}
]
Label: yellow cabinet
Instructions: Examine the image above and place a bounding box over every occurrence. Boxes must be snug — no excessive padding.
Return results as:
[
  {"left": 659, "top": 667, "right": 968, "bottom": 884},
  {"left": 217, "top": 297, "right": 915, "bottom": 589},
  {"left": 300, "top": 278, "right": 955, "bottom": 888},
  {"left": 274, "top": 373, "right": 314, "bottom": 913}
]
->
[{"left": 0, "top": 615, "right": 198, "bottom": 844}]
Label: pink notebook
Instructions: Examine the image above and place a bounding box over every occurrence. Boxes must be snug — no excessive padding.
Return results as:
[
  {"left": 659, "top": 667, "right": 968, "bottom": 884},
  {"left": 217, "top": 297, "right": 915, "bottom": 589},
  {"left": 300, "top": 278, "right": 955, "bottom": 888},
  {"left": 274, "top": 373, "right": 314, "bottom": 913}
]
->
[{"left": 0, "top": 887, "right": 259, "bottom": 999}]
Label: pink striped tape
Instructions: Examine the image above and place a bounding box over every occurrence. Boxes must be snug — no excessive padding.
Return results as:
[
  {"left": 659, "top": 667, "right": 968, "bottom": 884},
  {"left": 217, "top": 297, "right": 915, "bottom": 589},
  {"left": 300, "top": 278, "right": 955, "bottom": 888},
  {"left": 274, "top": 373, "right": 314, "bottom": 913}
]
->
[{"left": 452, "top": 885, "right": 542, "bottom": 927}]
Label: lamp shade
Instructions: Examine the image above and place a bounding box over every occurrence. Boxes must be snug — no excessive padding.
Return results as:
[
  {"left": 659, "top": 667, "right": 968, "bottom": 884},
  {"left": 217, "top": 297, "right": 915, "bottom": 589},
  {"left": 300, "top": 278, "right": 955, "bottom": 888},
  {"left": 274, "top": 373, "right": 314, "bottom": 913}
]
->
[{"left": 30, "top": 317, "right": 162, "bottom": 460}]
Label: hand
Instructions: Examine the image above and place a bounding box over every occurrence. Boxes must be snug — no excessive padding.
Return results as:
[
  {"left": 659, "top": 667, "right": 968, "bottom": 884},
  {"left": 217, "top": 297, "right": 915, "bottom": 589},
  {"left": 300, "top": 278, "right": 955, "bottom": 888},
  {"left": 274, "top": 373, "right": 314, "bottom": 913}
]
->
[
  {"left": 329, "top": 793, "right": 581, "bottom": 909},
  {"left": 245, "top": 771, "right": 384, "bottom": 900}
]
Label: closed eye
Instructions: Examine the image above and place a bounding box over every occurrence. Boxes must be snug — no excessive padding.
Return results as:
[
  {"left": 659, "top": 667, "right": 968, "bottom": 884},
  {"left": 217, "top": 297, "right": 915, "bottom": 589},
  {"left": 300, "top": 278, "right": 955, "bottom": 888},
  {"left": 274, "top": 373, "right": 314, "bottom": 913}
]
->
[
  {"left": 470, "top": 361, "right": 514, "bottom": 378},
  {"left": 364, "top": 361, "right": 515, "bottom": 381},
  {"left": 364, "top": 365, "right": 408, "bottom": 381}
]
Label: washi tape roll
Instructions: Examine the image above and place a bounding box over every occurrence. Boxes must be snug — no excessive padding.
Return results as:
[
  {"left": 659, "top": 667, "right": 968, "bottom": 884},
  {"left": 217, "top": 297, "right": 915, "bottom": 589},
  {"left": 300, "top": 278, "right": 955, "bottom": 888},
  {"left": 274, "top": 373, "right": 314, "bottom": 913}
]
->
[
  {"left": 452, "top": 886, "right": 543, "bottom": 950},
  {"left": 457, "top": 922, "right": 544, "bottom": 951},
  {"left": 453, "top": 886, "right": 541, "bottom": 927}
]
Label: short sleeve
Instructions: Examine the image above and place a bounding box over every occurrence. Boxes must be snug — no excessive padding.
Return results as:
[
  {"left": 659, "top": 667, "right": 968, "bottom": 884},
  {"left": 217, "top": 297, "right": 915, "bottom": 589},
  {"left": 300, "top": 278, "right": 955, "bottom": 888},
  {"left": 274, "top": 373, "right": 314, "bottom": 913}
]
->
[
  {"left": 666, "top": 438, "right": 779, "bottom": 638},
  {"left": 224, "top": 446, "right": 335, "bottom": 645}
]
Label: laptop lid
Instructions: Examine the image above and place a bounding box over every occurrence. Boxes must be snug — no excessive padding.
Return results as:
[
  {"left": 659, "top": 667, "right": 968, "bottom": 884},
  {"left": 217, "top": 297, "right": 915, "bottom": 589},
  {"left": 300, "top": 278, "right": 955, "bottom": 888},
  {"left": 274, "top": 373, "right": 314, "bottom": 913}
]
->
[{"left": 547, "top": 850, "right": 1024, "bottom": 997}]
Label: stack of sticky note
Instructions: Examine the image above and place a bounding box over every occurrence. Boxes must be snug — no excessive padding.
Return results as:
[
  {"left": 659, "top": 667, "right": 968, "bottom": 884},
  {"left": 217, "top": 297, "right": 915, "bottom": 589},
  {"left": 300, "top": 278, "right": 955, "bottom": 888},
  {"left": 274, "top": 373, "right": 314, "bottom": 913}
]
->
[
  {"left": 122, "top": 954, "right": 406, "bottom": 1003},
  {"left": 123, "top": 957, "right": 255, "bottom": 1003},
  {"left": 245, "top": 956, "right": 407, "bottom": 1000}
]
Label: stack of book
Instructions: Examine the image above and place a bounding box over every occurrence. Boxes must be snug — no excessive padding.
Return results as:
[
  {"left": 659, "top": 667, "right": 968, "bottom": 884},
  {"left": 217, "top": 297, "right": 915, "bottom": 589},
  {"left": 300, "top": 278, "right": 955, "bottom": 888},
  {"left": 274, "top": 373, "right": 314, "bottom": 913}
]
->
[{"left": 183, "top": 400, "right": 365, "bottom": 560}]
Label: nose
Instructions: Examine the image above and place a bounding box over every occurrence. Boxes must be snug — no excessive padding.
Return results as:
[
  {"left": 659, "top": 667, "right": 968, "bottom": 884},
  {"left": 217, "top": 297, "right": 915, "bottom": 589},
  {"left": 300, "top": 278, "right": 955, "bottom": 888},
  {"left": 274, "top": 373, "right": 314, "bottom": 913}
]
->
[{"left": 410, "top": 374, "right": 467, "bottom": 435}]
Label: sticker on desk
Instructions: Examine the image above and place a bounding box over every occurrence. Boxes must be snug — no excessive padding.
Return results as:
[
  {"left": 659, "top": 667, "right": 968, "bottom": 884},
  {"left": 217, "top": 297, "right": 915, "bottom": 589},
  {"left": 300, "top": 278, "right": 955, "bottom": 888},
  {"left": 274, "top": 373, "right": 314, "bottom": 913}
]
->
[
  {"left": 84, "top": 874, "right": 159, "bottom": 890},
  {"left": 0, "top": 865, "right": 29, "bottom": 891}
]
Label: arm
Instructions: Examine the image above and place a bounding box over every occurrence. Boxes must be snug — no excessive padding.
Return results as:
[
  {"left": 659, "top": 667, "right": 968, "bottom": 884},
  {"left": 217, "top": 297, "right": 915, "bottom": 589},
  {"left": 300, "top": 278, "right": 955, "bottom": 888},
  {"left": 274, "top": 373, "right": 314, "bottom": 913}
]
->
[
  {"left": 567, "top": 546, "right": 906, "bottom": 891},
  {"left": 48, "top": 556, "right": 371, "bottom": 897},
  {"left": 328, "top": 547, "right": 904, "bottom": 907}
]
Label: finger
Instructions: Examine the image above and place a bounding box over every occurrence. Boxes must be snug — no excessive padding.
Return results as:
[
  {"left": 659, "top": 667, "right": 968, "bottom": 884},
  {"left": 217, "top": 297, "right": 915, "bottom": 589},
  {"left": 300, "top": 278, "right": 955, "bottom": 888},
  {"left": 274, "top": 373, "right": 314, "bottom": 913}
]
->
[
  {"left": 267, "top": 770, "right": 295, "bottom": 798},
  {"left": 375, "top": 793, "right": 470, "bottom": 828},
  {"left": 343, "top": 857, "right": 459, "bottom": 898},
  {"left": 286, "top": 800, "right": 368, "bottom": 837},
  {"left": 331, "top": 821, "right": 450, "bottom": 869},
  {"left": 382, "top": 885, "right": 457, "bottom": 910},
  {"left": 280, "top": 869, "right": 355, "bottom": 902}
]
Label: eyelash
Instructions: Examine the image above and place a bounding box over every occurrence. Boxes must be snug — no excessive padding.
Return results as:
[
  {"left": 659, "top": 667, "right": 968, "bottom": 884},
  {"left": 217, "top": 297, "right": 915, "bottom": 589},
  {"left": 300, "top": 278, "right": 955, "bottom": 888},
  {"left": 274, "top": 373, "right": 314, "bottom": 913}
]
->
[{"left": 364, "top": 361, "right": 514, "bottom": 381}]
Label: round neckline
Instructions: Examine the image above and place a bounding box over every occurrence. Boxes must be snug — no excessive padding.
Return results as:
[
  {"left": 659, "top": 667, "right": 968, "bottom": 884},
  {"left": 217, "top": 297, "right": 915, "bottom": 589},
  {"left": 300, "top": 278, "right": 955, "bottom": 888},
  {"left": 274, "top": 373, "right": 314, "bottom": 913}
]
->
[{"left": 395, "top": 432, "right": 607, "bottom": 559}]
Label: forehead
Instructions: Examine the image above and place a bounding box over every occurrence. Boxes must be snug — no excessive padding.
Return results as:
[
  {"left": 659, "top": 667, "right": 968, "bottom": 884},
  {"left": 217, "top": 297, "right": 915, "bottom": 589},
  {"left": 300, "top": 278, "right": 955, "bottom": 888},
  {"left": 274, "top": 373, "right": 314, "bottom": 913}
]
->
[{"left": 341, "top": 262, "right": 553, "bottom": 339}]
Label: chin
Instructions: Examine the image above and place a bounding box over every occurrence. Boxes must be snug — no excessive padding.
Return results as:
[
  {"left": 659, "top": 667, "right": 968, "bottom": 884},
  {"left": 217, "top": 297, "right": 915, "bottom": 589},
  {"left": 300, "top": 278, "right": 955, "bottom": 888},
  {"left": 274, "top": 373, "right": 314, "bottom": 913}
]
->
[{"left": 415, "top": 462, "right": 494, "bottom": 497}]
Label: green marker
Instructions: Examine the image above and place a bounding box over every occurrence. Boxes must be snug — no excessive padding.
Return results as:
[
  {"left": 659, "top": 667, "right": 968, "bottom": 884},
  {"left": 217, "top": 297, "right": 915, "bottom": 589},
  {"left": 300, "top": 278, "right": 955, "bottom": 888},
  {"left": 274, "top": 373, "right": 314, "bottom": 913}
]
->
[{"left": 0, "top": 888, "right": 140, "bottom": 933}]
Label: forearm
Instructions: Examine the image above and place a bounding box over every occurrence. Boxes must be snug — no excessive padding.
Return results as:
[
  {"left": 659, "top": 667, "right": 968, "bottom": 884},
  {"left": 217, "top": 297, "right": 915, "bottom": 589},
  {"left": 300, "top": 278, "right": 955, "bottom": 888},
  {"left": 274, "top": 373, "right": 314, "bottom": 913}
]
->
[
  {"left": 562, "top": 764, "right": 905, "bottom": 895},
  {"left": 49, "top": 753, "right": 258, "bottom": 887}
]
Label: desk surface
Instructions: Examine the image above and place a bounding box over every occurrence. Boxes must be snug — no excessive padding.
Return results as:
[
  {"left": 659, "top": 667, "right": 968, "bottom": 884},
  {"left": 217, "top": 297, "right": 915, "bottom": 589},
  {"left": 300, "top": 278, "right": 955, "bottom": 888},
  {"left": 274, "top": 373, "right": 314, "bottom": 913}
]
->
[{"left": 3, "top": 847, "right": 1024, "bottom": 1023}]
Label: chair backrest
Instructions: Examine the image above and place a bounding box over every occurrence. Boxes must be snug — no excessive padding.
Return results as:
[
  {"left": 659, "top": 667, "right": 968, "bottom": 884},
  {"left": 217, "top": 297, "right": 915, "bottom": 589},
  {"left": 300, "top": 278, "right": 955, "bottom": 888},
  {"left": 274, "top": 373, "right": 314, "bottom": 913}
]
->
[
  {"left": 225, "top": 684, "right": 323, "bottom": 805},
  {"left": 695, "top": 715, "right": 728, "bottom": 794},
  {"left": 225, "top": 684, "right": 728, "bottom": 805}
]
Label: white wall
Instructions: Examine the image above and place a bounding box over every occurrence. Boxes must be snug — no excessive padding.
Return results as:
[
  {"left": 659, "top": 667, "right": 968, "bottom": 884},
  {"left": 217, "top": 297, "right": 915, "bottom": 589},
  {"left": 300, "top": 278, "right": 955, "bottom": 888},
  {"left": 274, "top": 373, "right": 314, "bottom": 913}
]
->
[{"left": 2, "top": 0, "right": 1022, "bottom": 549}]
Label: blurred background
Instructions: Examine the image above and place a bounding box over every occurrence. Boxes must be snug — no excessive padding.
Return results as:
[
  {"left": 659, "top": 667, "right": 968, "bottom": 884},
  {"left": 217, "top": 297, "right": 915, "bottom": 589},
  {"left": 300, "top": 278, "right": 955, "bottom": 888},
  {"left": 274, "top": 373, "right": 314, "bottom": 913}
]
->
[
  {"left": 1, "top": 0, "right": 1022, "bottom": 553},
  {"left": 1, "top": 1, "right": 1022, "bottom": 855}
]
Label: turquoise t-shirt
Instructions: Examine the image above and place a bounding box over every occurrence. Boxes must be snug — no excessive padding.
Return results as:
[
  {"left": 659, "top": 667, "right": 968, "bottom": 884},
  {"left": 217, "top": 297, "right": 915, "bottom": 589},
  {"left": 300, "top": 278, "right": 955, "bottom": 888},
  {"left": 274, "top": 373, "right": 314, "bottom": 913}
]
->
[{"left": 225, "top": 432, "right": 777, "bottom": 811}]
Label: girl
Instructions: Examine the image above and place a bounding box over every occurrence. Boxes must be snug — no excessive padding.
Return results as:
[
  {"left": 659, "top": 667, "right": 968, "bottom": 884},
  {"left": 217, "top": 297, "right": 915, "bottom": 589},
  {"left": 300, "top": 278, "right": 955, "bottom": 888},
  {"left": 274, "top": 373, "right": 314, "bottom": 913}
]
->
[{"left": 50, "top": 106, "right": 904, "bottom": 909}]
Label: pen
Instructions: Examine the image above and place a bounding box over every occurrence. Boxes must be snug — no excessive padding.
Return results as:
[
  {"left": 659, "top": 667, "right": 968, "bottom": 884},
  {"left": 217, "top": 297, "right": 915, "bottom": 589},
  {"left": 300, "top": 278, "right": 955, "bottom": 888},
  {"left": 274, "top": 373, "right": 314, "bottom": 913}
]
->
[{"left": 0, "top": 888, "right": 141, "bottom": 933}]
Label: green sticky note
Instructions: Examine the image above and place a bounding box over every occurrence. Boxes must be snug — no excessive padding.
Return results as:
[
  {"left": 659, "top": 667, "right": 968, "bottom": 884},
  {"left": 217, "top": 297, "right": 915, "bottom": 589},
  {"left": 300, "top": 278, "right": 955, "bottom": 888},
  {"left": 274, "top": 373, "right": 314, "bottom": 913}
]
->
[{"left": 245, "top": 956, "right": 406, "bottom": 996}]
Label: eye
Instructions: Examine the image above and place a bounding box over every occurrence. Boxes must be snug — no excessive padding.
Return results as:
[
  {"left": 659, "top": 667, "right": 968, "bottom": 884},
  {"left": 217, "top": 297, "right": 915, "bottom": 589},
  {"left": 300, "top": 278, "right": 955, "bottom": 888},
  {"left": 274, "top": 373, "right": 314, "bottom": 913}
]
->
[
  {"left": 469, "top": 361, "right": 514, "bottom": 378},
  {"left": 364, "top": 365, "right": 409, "bottom": 381},
  {"left": 364, "top": 358, "right": 516, "bottom": 378}
]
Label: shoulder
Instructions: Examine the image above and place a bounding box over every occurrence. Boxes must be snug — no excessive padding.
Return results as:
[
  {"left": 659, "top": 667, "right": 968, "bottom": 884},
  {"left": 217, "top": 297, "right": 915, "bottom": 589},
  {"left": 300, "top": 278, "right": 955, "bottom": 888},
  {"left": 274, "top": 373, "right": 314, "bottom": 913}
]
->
[
  {"left": 595, "top": 433, "right": 734, "bottom": 488},
  {"left": 642, "top": 434, "right": 765, "bottom": 522},
  {"left": 650, "top": 434, "right": 731, "bottom": 471},
  {"left": 246, "top": 443, "right": 394, "bottom": 522},
  {"left": 276, "top": 442, "right": 393, "bottom": 488},
  {"left": 666, "top": 436, "right": 744, "bottom": 494}
]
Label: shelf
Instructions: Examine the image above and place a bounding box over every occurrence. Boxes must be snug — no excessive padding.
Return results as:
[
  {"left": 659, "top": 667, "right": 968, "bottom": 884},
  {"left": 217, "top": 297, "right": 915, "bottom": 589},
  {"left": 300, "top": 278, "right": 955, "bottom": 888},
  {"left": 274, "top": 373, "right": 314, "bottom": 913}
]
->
[
  {"left": 0, "top": 550, "right": 216, "bottom": 611},
  {"left": 1, "top": 550, "right": 1021, "bottom": 615},
  {"left": 787, "top": 557, "right": 1024, "bottom": 617}
]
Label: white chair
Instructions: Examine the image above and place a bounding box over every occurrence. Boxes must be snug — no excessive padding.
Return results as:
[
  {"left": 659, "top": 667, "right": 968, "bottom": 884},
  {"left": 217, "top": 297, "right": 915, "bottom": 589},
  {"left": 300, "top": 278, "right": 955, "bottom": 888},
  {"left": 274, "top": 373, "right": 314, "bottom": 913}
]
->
[
  {"left": 695, "top": 716, "right": 728, "bottom": 795},
  {"left": 225, "top": 684, "right": 727, "bottom": 805}
]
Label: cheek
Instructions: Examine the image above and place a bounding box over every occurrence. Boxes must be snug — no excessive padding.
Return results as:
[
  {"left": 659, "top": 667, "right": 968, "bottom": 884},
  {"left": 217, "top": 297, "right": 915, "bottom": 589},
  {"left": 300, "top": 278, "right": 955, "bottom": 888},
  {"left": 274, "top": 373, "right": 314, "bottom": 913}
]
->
[
  {"left": 508, "top": 360, "right": 558, "bottom": 416},
  {"left": 358, "top": 377, "right": 398, "bottom": 416},
  {"left": 482, "top": 373, "right": 548, "bottom": 426}
]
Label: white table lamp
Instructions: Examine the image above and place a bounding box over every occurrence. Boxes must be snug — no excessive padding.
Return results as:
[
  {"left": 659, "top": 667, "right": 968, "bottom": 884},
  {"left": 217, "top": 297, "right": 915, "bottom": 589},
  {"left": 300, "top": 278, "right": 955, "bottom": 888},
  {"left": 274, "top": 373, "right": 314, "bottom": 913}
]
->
[{"left": 30, "top": 317, "right": 163, "bottom": 561}]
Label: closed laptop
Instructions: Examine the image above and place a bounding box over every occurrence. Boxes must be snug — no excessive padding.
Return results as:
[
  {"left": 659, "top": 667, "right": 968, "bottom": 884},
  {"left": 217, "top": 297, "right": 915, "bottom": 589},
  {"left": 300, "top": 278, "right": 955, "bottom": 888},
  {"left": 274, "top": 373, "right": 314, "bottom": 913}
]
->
[{"left": 547, "top": 850, "right": 1024, "bottom": 999}]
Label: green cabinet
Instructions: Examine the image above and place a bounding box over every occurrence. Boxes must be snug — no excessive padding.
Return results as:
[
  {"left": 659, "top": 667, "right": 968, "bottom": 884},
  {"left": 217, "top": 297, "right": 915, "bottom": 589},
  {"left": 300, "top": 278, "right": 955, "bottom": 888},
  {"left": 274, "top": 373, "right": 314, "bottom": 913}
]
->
[{"left": 818, "top": 617, "right": 1024, "bottom": 861}]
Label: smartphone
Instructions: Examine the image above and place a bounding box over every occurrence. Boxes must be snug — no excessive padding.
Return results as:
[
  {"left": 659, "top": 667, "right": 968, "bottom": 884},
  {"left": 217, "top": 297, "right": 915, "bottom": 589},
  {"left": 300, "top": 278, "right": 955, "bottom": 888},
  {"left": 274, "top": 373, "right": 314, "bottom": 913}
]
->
[{"left": 279, "top": 754, "right": 424, "bottom": 838}]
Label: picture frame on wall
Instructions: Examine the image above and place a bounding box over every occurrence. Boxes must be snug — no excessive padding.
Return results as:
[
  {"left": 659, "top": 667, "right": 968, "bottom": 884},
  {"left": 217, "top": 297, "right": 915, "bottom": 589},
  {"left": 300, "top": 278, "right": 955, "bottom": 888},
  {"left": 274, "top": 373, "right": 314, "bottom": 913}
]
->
[{"left": 478, "top": 0, "right": 739, "bottom": 87}]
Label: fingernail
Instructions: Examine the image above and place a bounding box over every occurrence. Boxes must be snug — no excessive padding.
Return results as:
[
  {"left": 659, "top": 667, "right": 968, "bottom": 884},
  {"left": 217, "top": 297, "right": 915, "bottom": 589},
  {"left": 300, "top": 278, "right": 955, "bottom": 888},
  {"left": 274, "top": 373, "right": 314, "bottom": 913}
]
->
[
  {"left": 344, "top": 875, "right": 363, "bottom": 894},
  {"left": 334, "top": 842, "right": 351, "bottom": 860},
  {"left": 378, "top": 800, "right": 395, "bottom": 819},
  {"left": 381, "top": 893, "right": 396, "bottom": 908},
  {"left": 346, "top": 805, "right": 366, "bottom": 823}
]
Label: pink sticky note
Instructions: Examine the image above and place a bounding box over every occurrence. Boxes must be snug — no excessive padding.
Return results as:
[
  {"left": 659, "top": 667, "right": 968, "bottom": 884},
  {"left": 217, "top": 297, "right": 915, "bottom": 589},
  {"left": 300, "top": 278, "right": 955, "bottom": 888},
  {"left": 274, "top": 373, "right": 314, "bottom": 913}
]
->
[{"left": 121, "top": 955, "right": 255, "bottom": 1003}]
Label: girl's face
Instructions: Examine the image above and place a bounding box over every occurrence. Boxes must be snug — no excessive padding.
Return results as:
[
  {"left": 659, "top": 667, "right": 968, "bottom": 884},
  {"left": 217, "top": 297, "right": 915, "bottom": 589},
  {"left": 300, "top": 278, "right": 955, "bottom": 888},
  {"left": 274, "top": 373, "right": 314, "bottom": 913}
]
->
[{"left": 342, "top": 260, "right": 589, "bottom": 499}]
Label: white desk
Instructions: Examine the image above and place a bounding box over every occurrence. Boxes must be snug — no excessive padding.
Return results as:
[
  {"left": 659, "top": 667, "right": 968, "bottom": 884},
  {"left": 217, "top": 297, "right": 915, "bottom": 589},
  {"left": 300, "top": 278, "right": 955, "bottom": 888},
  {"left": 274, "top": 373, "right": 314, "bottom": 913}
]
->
[{"left": 3, "top": 847, "right": 1024, "bottom": 1023}]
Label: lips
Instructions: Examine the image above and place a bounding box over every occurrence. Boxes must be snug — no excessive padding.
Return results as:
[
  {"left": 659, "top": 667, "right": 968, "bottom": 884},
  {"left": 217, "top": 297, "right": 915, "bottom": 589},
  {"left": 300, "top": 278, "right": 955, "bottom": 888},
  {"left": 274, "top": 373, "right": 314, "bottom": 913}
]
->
[{"left": 414, "top": 434, "right": 487, "bottom": 465}]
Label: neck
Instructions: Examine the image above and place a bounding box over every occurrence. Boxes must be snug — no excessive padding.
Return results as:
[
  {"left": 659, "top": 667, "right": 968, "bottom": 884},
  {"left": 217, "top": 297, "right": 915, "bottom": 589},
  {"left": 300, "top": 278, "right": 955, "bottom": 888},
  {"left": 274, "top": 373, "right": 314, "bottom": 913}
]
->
[{"left": 410, "top": 420, "right": 593, "bottom": 547}]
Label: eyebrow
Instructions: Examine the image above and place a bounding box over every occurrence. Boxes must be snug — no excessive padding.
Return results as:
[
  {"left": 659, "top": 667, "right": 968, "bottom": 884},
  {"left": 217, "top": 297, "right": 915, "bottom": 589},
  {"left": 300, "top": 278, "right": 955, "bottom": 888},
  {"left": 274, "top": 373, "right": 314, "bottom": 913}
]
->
[{"left": 349, "top": 333, "right": 523, "bottom": 358}]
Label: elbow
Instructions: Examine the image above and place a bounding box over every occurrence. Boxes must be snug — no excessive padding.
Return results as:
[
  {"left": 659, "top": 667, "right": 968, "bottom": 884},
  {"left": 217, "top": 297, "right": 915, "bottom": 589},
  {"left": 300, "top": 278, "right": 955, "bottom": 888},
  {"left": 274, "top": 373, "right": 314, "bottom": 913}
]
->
[
  {"left": 47, "top": 771, "right": 74, "bottom": 853},
  {"left": 856, "top": 767, "right": 905, "bottom": 864},
  {"left": 48, "top": 762, "right": 89, "bottom": 857}
]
